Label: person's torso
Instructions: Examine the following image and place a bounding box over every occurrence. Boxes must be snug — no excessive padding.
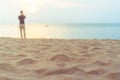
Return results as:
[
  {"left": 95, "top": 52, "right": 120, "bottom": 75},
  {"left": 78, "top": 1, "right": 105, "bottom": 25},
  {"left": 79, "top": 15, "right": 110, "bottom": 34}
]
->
[{"left": 19, "top": 15, "right": 25, "bottom": 24}]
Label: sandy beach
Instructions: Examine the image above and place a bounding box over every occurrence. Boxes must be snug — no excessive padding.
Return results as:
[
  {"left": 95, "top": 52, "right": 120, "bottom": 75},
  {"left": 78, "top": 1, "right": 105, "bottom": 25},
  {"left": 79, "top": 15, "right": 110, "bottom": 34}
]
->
[{"left": 0, "top": 38, "right": 120, "bottom": 80}]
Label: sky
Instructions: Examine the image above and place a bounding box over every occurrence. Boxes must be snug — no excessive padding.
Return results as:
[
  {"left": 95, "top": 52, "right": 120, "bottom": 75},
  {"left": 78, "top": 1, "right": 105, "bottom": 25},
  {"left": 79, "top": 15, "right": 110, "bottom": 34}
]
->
[{"left": 0, "top": 0, "right": 120, "bottom": 24}]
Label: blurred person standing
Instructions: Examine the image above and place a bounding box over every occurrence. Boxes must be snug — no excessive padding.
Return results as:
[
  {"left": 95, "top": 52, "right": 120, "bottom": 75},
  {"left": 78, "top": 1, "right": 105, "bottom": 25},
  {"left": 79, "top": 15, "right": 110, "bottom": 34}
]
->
[{"left": 18, "top": 10, "right": 26, "bottom": 39}]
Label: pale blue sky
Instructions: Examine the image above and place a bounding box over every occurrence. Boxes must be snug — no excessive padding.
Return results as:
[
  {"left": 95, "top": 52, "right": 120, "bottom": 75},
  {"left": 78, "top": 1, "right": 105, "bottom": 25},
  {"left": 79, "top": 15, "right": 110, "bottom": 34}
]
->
[{"left": 0, "top": 0, "right": 120, "bottom": 24}]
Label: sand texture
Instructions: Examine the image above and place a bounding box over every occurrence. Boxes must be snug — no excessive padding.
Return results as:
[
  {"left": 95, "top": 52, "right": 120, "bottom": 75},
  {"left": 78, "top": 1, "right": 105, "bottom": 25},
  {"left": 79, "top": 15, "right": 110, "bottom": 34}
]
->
[{"left": 0, "top": 38, "right": 120, "bottom": 80}]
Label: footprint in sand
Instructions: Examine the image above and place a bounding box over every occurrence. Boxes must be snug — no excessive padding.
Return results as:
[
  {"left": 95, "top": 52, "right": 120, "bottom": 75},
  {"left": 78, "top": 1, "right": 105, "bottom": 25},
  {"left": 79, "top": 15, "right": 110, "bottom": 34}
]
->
[
  {"left": 35, "top": 68, "right": 47, "bottom": 76},
  {"left": 105, "top": 72, "right": 120, "bottom": 80},
  {"left": 0, "top": 63, "right": 23, "bottom": 73},
  {"left": 0, "top": 76, "right": 14, "bottom": 80},
  {"left": 50, "top": 54, "right": 72, "bottom": 62},
  {"left": 46, "top": 67, "right": 85, "bottom": 76},
  {"left": 87, "top": 68, "right": 106, "bottom": 75},
  {"left": 0, "top": 63, "right": 17, "bottom": 72},
  {"left": 17, "top": 58, "right": 36, "bottom": 65}
]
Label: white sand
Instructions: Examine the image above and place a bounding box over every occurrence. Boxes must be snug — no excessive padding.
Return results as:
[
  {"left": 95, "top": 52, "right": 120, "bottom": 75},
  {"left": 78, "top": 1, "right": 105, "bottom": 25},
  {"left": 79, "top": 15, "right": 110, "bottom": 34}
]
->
[{"left": 0, "top": 38, "right": 120, "bottom": 80}]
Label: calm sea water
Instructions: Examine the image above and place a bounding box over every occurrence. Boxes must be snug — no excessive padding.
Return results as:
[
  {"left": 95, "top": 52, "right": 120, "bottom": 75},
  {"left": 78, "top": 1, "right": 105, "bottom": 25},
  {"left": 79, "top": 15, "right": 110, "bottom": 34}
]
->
[{"left": 0, "top": 23, "right": 120, "bottom": 39}]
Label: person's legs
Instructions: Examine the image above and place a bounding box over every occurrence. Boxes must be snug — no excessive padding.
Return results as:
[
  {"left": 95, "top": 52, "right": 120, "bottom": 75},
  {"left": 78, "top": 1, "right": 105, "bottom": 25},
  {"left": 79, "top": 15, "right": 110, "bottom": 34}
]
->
[
  {"left": 19, "top": 26, "right": 23, "bottom": 38},
  {"left": 19, "top": 24, "right": 26, "bottom": 39},
  {"left": 23, "top": 27, "right": 26, "bottom": 39}
]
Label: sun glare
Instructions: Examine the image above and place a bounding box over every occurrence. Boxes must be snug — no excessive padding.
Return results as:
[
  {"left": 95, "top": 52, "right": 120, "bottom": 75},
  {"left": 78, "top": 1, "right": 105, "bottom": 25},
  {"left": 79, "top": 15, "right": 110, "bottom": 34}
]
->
[
  {"left": 17, "top": 0, "right": 39, "bottom": 15},
  {"left": 24, "top": 0, "right": 38, "bottom": 14}
]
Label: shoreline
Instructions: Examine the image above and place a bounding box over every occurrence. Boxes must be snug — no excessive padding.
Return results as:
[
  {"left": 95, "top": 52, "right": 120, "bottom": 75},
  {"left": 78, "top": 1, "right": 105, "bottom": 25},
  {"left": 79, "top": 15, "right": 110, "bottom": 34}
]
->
[{"left": 1, "top": 37, "right": 120, "bottom": 40}]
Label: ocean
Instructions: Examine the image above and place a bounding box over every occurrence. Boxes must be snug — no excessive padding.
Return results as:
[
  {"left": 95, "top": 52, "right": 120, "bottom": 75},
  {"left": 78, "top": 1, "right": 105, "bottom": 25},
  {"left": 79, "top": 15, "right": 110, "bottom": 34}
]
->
[{"left": 0, "top": 23, "right": 120, "bottom": 39}]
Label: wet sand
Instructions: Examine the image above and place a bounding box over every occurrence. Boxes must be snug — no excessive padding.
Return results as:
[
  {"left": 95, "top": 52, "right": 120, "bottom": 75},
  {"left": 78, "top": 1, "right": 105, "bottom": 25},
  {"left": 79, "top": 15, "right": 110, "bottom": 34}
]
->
[{"left": 0, "top": 38, "right": 120, "bottom": 80}]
